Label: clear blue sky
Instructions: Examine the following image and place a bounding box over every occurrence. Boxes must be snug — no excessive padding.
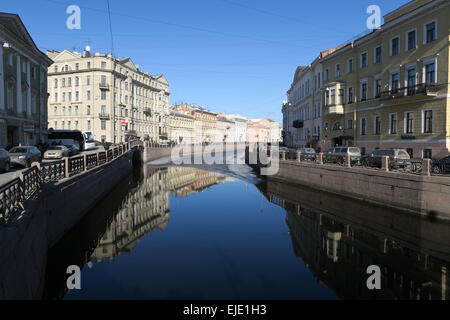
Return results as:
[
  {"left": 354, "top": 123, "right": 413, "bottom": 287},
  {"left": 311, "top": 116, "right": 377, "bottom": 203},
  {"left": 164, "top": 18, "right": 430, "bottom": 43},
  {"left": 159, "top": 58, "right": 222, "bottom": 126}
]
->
[{"left": 2, "top": 0, "right": 410, "bottom": 121}]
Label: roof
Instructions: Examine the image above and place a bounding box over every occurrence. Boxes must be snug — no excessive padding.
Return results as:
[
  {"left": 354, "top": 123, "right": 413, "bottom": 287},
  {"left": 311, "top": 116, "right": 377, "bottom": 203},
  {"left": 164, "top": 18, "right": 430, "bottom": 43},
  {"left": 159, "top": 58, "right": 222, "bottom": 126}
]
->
[{"left": 0, "top": 12, "right": 53, "bottom": 65}]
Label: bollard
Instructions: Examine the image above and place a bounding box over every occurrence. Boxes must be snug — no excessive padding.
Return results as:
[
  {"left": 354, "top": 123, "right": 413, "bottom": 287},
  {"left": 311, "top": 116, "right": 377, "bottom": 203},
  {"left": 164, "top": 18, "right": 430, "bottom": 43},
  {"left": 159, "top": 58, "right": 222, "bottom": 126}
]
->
[
  {"left": 422, "top": 159, "right": 431, "bottom": 176},
  {"left": 281, "top": 151, "right": 286, "bottom": 161},
  {"left": 83, "top": 154, "right": 88, "bottom": 171},
  {"left": 381, "top": 156, "right": 389, "bottom": 171},
  {"left": 64, "top": 157, "right": 70, "bottom": 178},
  {"left": 318, "top": 153, "right": 324, "bottom": 165},
  {"left": 346, "top": 155, "right": 351, "bottom": 167},
  {"left": 297, "top": 151, "right": 302, "bottom": 163}
]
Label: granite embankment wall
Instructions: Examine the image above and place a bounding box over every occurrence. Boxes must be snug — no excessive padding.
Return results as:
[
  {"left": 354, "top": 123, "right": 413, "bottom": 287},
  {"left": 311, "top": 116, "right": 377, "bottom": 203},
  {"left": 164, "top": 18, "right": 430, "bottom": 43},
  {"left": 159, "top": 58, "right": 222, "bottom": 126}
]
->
[
  {"left": 273, "top": 160, "right": 450, "bottom": 220},
  {"left": 0, "top": 150, "right": 136, "bottom": 300},
  {"left": 144, "top": 147, "right": 173, "bottom": 162},
  {"left": 264, "top": 177, "right": 450, "bottom": 262}
]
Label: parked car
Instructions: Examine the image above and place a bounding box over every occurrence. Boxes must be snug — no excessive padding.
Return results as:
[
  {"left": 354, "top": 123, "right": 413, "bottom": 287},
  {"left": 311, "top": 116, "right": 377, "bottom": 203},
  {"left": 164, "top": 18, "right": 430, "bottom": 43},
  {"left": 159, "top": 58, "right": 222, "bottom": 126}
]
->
[
  {"left": 9, "top": 146, "right": 42, "bottom": 168},
  {"left": 0, "top": 148, "right": 11, "bottom": 173},
  {"left": 44, "top": 146, "right": 70, "bottom": 159},
  {"left": 432, "top": 155, "right": 450, "bottom": 174},
  {"left": 64, "top": 144, "right": 80, "bottom": 156},
  {"left": 297, "top": 147, "right": 316, "bottom": 154},
  {"left": 326, "top": 146, "right": 361, "bottom": 164},
  {"left": 361, "top": 148, "right": 410, "bottom": 168}
]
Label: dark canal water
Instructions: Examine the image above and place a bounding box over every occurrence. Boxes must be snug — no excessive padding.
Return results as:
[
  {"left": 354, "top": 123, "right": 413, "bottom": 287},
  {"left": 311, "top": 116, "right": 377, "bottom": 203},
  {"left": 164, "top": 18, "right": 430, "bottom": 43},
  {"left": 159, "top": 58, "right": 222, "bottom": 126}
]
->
[{"left": 42, "top": 164, "right": 450, "bottom": 300}]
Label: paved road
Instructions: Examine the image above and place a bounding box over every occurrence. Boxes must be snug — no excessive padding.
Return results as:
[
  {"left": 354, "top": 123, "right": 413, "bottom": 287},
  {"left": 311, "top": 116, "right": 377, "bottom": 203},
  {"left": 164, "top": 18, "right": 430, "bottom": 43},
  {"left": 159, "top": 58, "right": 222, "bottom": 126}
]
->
[{"left": 0, "top": 146, "right": 107, "bottom": 187}]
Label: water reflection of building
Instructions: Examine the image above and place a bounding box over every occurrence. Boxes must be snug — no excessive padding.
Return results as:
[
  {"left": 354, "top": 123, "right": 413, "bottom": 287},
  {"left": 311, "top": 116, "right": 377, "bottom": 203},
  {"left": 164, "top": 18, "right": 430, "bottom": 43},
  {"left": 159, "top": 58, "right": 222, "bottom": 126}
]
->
[
  {"left": 92, "top": 166, "right": 225, "bottom": 261},
  {"left": 262, "top": 179, "right": 450, "bottom": 300},
  {"left": 168, "top": 166, "right": 226, "bottom": 197}
]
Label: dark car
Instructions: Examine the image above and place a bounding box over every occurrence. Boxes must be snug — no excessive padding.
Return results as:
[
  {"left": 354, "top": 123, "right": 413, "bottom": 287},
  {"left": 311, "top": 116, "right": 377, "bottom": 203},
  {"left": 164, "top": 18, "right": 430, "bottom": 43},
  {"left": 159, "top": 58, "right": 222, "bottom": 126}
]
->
[
  {"left": 0, "top": 148, "right": 11, "bottom": 173},
  {"left": 361, "top": 148, "right": 410, "bottom": 168},
  {"left": 9, "top": 146, "right": 42, "bottom": 168},
  {"left": 64, "top": 144, "right": 80, "bottom": 156},
  {"left": 432, "top": 155, "right": 450, "bottom": 174}
]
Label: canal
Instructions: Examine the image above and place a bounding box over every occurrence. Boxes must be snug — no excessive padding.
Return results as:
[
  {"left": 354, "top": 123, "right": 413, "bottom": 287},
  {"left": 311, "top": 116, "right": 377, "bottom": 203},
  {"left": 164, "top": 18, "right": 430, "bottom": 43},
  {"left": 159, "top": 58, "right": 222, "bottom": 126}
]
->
[{"left": 41, "top": 162, "right": 450, "bottom": 300}]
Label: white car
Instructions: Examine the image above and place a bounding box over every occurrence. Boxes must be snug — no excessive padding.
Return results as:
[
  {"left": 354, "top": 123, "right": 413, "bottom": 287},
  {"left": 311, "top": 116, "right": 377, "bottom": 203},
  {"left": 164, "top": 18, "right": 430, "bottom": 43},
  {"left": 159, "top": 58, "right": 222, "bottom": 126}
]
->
[{"left": 44, "top": 146, "right": 70, "bottom": 159}]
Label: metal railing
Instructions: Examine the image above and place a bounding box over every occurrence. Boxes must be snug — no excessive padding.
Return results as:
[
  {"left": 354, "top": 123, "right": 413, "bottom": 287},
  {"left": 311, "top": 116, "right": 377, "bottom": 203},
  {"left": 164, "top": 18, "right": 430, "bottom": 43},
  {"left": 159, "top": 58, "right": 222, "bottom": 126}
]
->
[
  {"left": 0, "top": 141, "right": 143, "bottom": 225},
  {"left": 0, "top": 178, "right": 24, "bottom": 224},
  {"left": 278, "top": 149, "right": 440, "bottom": 177}
]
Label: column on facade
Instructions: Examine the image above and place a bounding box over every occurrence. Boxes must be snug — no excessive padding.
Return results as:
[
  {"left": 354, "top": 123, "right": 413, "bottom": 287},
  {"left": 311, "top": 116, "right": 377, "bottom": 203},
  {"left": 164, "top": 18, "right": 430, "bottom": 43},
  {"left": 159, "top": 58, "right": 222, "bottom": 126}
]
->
[
  {"left": 26, "top": 60, "right": 31, "bottom": 117},
  {"left": 0, "top": 44, "right": 4, "bottom": 110},
  {"left": 16, "top": 55, "right": 22, "bottom": 113}
]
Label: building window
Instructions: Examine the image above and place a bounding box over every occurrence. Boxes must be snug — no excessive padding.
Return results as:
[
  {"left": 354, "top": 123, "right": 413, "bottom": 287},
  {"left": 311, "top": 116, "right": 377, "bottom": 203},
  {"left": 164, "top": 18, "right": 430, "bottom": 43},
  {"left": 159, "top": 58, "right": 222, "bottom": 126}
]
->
[
  {"left": 101, "top": 75, "right": 107, "bottom": 85},
  {"left": 101, "top": 120, "right": 106, "bottom": 130},
  {"left": 423, "top": 149, "right": 432, "bottom": 159},
  {"left": 75, "top": 91, "right": 79, "bottom": 101},
  {"left": 75, "top": 63, "right": 79, "bottom": 71},
  {"left": 54, "top": 79, "right": 58, "bottom": 88},
  {"left": 338, "top": 89, "right": 344, "bottom": 105},
  {"left": 7, "top": 83, "right": 14, "bottom": 109},
  {"left": 75, "top": 77, "right": 79, "bottom": 86},
  {"left": 405, "top": 112, "right": 414, "bottom": 134},
  {"left": 330, "top": 89, "right": 336, "bottom": 105},
  {"left": 374, "top": 46, "right": 382, "bottom": 63},
  {"left": 86, "top": 76, "right": 91, "bottom": 85},
  {"left": 348, "top": 87, "right": 353, "bottom": 104},
  {"left": 407, "top": 68, "right": 417, "bottom": 94},
  {"left": 360, "top": 82, "right": 367, "bottom": 101},
  {"left": 335, "top": 64, "right": 341, "bottom": 78},
  {"left": 325, "top": 69, "right": 329, "bottom": 81},
  {"left": 391, "top": 36, "right": 400, "bottom": 56},
  {"left": 87, "top": 90, "right": 91, "bottom": 100},
  {"left": 87, "top": 120, "right": 91, "bottom": 130},
  {"left": 425, "top": 21, "right": 436, "bottom": 43},
  {"left": 375, "top": 78, "right": 381, "bottom": 98},
  {"left": 87, "top": 62, "right": 91, "bottom": 69},
  {"left": 425, "top": 62, "right": 436, "bottom": 84},
  {"left": 406, "top": 29, "right": 417, "bottom": 51},
  {"left": 389, "top": 113, "right": 397, "bottom": 134},
  {"left": 101, "top": 91, "right": 107, "bottom": 100},
  {"left": 391, "top": 72, "right": 400, "bottom": 93},
  {"left": 87, "top": 105, "right": 91, "bottom": 115},
  {"left": 68, "top": 77, "right": 72, "bottom": 87},
  {"left": 348, "top": 58, "right": 354, "bottom": 73},
  {"left": 423, "top": 110, "right": 433, "bottom": 133},
  {"left": 361, "top": 52, "right": 368, "bottom": 68},
  {"left": 347, "top": 119, "right": 353, "bottom": 129},
  {"left": 374, "top": 116, "right": 381, "bottom": 135},
  {"left": 360, "top": 118, "right": 366, "bottom": 136}
]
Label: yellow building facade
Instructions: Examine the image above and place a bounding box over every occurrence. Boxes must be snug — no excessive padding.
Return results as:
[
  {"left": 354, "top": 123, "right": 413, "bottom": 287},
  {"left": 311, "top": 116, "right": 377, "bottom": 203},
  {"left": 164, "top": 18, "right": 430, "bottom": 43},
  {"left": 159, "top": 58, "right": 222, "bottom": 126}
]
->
[{"left": 321, "top": 0, "right": 450, "bottom": 158}]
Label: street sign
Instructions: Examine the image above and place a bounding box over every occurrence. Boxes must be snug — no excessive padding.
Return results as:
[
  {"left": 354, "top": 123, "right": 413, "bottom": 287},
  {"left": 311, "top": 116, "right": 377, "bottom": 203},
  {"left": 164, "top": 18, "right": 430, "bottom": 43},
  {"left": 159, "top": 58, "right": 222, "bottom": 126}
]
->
[{"left": 121, "top": 122, "right": 127, "bottom": 127}]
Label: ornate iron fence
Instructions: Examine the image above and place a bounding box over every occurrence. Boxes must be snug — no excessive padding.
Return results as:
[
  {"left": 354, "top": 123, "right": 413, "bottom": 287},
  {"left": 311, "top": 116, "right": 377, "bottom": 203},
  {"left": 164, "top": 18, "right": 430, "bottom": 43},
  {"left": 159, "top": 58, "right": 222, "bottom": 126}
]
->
[
  {"left": 86, "top": 153, "right": 98, "bottom": 170},
  {"left": 69, "top": 156, "right": 85, "bottom": 177},
  {"left": 98, "top": 152, "right": 107, "bottom": 165},
  {"left": 389, "top": 158, "right": 423, "bottom": 174},
  {"left": 107, "top": 149, "right": 113, "bottom": 162},
  {"left": 0, "top": 142, "right": 134, "bottom": 224},
  {"left": 299, "top": 153, "right": 318, "bottom": 162},
  {"left": 41, "top": 160, "right": 66, "bottom": 183},
  {"left": 0, "top": 178, "right": 24, "bottom": 224},
  {"left": 22, "top": 166, "right": 41, "bottom": 198}
]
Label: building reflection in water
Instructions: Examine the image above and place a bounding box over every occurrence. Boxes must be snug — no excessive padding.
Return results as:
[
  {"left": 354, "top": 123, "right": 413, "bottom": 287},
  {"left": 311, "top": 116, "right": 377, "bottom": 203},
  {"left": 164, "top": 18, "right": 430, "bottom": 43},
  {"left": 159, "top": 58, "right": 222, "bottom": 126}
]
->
[
  {"left": 260, "top": 178, "right": 450, "bottom": 300},
  {"left": 43, "top": 165, "right": 226, "bottom": 299},
  {"left": 91, "top": 166, "right": 226, "bottom": 262}
]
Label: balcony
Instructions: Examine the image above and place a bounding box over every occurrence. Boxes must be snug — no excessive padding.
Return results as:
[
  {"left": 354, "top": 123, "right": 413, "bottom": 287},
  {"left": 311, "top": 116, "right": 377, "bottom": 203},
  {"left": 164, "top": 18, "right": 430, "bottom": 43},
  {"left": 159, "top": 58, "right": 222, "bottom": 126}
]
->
[
  {"left": 99, "top": 113, "right": 110, "bottom": 120},
  {"left": 292, "top": 120, "right": 304, "bottom": 128},
  {"left": 326, "top": 104, "right": 344, "bottom": 115},
  {"left": 99, "top": 83, "right": 110, "bottom": 91},
  {"left": 380, "top": 83, "right": 445, "bottom": 101},
  {"left": 144, "top": 108, "right": 152, "bottom": 116}
]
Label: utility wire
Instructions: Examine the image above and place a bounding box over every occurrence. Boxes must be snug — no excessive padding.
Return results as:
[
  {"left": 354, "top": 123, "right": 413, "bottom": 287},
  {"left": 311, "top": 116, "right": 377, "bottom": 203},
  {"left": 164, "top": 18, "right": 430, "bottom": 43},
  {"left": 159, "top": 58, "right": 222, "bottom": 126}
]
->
[
  {"left": 106, "top": 0, "right": 115, "bottom": 56},
  {"left": 41, "top": 0, "right": 326, "bottom": 50}
]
